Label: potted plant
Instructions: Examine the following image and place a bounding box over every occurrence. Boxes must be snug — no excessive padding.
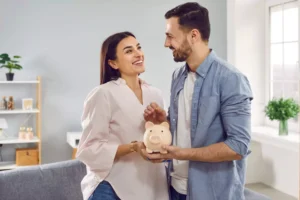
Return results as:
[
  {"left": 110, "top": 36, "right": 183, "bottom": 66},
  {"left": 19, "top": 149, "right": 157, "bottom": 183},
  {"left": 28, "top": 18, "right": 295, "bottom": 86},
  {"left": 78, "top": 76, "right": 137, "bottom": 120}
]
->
[
  {"left": 0, "top": 53, "right": 23, "bottom": 81},
  {"left": 265, "top": 98, "right": 300, "bottom": 135}
]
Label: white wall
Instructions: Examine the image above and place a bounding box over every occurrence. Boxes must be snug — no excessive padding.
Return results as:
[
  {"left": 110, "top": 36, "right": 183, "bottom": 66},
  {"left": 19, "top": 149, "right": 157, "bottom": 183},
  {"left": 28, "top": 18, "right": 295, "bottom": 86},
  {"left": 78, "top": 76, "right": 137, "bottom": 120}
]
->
[
  {"left": 0, "top": 0, "right": 227, "bottom": 163},
  {"left": 247, "top": 139, "right": 299, "bottom": 198},
  {"left": 227, "top": 0, "right": 265, "bottom": 126},
  {"left": 228, "top": 0, "right": 299, "bottom": 198}
]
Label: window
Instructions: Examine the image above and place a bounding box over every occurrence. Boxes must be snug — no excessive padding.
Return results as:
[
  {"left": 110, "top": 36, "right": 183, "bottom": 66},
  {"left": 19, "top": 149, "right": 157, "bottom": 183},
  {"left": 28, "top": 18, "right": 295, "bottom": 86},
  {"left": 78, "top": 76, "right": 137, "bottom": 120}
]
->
[{"left": 266, "top": 0, "right": 299, "bottom": 132}]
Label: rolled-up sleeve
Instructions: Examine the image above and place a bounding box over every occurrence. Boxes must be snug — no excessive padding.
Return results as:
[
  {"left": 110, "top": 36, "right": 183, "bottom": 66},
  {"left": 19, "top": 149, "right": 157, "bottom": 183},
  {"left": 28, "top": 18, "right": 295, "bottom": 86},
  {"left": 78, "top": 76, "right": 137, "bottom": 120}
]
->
[
  {"left": 76, "top": 88, "right": 118, "bottom": 177},
  {"left": 221, "top": 73, "right": 253, "bottom": 157}
]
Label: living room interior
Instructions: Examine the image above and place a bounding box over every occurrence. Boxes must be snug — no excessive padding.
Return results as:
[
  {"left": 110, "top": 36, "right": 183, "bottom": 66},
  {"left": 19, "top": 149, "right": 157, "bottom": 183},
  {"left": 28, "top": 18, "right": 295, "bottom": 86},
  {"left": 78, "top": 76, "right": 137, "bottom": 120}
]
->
[{"left": 0, "top": 0, "right": 299, "bottom": 200}]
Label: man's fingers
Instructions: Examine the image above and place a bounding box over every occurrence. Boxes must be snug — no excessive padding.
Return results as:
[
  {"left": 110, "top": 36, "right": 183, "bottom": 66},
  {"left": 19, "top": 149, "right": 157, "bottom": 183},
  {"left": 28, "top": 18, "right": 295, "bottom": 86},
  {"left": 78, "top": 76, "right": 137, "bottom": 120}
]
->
[
  {"left": 144, "top": 110, "right": 151, "bottom": 116},
  {"left": 146, "top": 153, "right": 164, "bottom": 160},
  {"left": 147, "top": 105, "right": 155, "bottom": 112},
  {"left": 150, "top": 102, "right": 158, "bottom": 109},
  {"left": 151, "top": 159, "right": 165, "bottom": 163}
]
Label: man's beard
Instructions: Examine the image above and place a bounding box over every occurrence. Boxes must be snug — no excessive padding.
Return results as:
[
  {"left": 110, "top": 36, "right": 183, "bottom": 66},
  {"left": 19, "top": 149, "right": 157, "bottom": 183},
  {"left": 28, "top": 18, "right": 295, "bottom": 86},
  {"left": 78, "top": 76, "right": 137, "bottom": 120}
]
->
[{"left": 171, "top": 41, "right": 192, "bottom": 62}]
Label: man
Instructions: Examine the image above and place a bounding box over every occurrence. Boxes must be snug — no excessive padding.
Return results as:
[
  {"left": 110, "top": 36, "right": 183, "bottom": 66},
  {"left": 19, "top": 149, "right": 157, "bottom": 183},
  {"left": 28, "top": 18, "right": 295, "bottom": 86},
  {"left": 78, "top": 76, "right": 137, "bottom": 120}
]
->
[{"left": 143, "top": 2, "right": 253, "bottom": 200}]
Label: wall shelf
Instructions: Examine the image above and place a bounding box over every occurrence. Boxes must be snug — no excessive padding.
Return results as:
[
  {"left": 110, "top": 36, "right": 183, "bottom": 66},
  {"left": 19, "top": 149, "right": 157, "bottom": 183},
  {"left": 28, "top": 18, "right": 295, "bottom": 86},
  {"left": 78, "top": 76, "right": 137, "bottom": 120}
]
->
[
  {"left": 0, "top": 80, "right": 39, "bottom": 84},
  {"left": 0, "top": 76, "right": 42, "bottom": 170},
  {"left": 0, "top": 109, "right": 39, "bottom": 114},
  {"left": 0, "top": 161, "right": 17, "bottom": 170},
  {"left": 0, "top": 136, "right": 40, "bottom": 144}
]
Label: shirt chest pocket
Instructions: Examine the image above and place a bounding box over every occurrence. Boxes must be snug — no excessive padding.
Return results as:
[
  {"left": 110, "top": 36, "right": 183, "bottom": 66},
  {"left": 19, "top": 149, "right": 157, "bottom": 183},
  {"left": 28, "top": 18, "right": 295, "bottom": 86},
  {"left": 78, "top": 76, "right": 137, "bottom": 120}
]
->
[{"left": 198, "top": 96, "right": 221, "bottom": 126}]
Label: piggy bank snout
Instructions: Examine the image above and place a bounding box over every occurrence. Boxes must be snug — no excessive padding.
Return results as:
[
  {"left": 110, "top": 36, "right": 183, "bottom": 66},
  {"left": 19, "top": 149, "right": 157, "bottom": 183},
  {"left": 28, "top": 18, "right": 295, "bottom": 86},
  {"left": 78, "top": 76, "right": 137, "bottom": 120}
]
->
[{"left": 149, "top": 135, "right": 161, "bottom": 144}]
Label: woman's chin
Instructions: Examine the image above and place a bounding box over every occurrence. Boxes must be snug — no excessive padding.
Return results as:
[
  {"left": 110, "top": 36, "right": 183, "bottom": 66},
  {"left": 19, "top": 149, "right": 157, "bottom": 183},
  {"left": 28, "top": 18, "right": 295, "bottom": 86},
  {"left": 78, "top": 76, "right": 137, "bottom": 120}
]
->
[{"left": 135, "top": 67, "right": 145, "bottom": 74}]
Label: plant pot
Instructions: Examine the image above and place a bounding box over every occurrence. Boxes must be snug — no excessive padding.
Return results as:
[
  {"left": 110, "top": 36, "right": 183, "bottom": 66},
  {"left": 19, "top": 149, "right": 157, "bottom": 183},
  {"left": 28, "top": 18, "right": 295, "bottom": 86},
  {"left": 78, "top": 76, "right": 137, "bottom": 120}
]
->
[
  {"left": 279, "top": 120, "right": 288, "bottom": 136},
  {"left": 6, "top": 73, "right": 14, "bottom": 81}
]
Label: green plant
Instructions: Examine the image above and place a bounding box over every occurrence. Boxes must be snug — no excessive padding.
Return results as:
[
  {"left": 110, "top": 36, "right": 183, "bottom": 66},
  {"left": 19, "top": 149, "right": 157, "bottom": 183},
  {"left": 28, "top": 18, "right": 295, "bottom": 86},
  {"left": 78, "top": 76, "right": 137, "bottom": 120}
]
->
[
  {"left": 265, "top": 98, "right": 300, "bottom": 121},
  {"left": 0, "top": 53, "right": 23, "bottom": 73}
]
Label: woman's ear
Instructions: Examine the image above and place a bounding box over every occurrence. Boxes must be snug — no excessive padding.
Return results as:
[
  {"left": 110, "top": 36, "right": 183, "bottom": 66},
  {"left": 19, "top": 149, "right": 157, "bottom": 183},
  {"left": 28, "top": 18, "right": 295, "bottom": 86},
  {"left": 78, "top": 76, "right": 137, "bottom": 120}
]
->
[{"left": 108, "top": 59, "right": 118, "bottom": 70}]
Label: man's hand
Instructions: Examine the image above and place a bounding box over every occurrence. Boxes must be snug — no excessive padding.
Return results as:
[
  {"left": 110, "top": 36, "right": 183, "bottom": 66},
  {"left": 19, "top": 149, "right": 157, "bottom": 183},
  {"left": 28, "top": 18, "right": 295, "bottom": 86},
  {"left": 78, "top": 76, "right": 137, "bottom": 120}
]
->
[
  {"left": 144, "top": 102, "right": 167, "bottom": 124},
  {"left": 134, "top": 142, "right": 165, "bottom": 163},
  {"left": 145, "top": 145, "right": 186, "bottom": 161}
]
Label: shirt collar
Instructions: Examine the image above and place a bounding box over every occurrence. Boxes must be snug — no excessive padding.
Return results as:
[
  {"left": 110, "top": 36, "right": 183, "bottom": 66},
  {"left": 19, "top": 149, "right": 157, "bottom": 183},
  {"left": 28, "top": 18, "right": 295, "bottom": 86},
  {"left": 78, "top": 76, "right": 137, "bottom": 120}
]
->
[
  {"left": 184, "top": 49, "right": 217, "bottom": 78},
  {"left": 112, "top": 77, "right": 148, "bottom": 86}
]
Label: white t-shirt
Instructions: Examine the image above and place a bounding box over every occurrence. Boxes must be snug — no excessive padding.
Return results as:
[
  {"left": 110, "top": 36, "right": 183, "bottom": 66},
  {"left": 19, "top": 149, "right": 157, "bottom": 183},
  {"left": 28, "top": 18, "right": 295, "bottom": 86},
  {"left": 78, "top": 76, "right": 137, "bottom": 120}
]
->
[{"left": 171, "top": 71, "right": 197, "bottom": 194}]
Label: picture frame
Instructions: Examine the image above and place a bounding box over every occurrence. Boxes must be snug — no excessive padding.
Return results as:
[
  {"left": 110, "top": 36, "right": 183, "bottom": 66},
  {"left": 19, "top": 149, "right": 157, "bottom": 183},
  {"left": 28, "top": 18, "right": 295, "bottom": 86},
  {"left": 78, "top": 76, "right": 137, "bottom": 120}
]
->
[{"left": 22, "top": 98, "right": 33, "bottom": 110}]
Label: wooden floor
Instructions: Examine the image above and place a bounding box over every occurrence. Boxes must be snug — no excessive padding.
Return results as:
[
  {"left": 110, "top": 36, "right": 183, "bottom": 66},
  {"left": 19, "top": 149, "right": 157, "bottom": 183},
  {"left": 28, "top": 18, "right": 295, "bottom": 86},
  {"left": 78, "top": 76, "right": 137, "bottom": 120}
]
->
[{"left": 246, "top": 183, "right": 297, "bottom": 200}]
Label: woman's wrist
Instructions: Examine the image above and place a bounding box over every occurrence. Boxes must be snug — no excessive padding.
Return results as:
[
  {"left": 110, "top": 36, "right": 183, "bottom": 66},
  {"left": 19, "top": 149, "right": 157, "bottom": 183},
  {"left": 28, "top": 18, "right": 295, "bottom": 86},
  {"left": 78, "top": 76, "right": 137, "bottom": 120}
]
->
[{"left": 130, "top": 141, "right": 138, "bottom": 152}]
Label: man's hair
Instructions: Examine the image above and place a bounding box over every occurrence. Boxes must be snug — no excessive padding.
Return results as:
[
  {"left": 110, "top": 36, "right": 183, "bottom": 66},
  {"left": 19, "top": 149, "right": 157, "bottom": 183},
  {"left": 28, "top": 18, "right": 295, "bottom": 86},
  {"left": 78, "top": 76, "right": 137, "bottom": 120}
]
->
[{"left": 165, "top": 2, "right": 210, "bottom": 42}]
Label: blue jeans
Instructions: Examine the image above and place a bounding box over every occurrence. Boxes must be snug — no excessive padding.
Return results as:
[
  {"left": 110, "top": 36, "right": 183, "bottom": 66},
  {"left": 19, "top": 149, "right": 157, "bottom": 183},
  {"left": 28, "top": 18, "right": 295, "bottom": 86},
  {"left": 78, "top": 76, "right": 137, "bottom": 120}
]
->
[
  {"left": 88, "top": 181, "right": 120, "bottom": 200},
  {"left": 170, "top": 186, "right": 186, "bottom": 200}
]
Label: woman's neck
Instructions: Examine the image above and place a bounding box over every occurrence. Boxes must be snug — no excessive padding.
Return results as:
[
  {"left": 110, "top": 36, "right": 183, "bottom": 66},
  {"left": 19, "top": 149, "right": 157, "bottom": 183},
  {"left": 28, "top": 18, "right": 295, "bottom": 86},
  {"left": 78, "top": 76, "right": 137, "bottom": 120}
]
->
[{"left": 121, "top": 75, "right": 140, "bottom": 90}]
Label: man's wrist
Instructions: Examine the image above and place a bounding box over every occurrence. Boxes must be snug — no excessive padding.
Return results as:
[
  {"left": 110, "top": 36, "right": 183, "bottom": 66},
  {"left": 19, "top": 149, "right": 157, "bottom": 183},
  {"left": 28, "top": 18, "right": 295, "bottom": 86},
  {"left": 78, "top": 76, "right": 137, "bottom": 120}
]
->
[
  {"left": 180, "top": 148, "right": 197, "bottom": 160},
  {"left": 176, "top": 148, "right": 190, "bottom": 160}
]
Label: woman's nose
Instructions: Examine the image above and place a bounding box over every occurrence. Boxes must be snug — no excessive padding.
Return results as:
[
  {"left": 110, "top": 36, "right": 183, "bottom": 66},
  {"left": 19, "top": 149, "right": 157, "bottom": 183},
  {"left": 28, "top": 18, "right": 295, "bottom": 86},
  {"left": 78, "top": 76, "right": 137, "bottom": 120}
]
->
[{"left": 135, "top": 50, "right": 143, "bottom": 57}]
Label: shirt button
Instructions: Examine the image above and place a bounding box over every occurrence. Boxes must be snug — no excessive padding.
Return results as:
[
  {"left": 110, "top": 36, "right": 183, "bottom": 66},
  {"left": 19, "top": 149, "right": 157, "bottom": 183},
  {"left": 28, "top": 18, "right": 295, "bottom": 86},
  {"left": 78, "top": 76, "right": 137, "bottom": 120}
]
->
[{"left": 173, "top": 119, "right": 175, "bottom": 121}]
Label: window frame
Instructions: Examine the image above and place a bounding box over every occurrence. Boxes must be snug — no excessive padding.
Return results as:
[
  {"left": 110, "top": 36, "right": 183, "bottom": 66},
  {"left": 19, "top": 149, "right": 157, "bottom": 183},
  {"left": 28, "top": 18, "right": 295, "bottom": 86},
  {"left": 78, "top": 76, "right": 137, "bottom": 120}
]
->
[{"left": 264, "top": 0, "right": 300, "bottom": 132}]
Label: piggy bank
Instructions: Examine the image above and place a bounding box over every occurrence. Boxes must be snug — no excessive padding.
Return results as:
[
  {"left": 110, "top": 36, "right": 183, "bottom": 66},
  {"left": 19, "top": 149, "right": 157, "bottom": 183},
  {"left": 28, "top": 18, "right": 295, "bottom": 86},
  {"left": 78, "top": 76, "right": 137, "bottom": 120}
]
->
[{"left": 143, "top": 121, "right": 172, "bottom": 154}]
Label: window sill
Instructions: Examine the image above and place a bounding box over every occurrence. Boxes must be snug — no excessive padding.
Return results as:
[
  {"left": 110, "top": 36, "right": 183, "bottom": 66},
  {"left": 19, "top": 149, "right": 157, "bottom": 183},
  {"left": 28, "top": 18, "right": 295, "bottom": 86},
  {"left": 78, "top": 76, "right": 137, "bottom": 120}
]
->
[{"left": 251, "top": 126, "right": 299, "bottom": 152}]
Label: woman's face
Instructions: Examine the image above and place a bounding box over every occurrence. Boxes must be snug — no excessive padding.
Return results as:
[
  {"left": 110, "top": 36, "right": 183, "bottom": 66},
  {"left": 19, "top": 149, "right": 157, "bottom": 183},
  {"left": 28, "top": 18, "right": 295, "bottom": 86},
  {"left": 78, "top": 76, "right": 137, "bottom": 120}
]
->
[{"left": 109, "top": 36, "right": 145, "bottom": 77}]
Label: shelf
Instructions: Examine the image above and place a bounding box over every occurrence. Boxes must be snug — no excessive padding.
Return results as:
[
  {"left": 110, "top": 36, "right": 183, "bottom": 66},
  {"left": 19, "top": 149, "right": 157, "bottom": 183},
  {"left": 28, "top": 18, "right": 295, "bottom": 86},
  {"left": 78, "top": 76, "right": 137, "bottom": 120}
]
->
[
  {"left": 0, "top": 136, "right": 40, "bottom": 144},
  {"left": 0, "top": 161, "right": 17, "bottom": 170},
  {"left": 0, "top": 109, "right": 39, "bottom": 114},
  {"left": 0, "top": 80, "right": 39, "bottom": 84}
]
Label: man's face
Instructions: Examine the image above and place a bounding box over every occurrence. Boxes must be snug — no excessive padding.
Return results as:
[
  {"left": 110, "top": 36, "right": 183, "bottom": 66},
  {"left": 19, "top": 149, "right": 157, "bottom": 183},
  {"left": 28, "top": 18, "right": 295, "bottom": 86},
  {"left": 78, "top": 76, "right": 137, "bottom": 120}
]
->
[{"left": 164, "top": 17, "right": 192, "bottom": 62}]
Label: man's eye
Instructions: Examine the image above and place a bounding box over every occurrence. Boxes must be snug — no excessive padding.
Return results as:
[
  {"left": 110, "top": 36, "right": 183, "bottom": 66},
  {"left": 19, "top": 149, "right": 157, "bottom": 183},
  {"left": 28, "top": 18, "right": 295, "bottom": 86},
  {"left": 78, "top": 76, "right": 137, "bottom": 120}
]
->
[{"left": 126, "top": 50, "right": 132, "bottom": 53}]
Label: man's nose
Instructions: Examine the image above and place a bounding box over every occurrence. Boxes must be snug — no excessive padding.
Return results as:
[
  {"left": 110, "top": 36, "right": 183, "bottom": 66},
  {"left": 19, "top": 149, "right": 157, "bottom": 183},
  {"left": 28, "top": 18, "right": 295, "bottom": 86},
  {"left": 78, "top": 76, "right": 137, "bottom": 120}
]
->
[{"left": 164, "top": 39, "right": 170, "bottom": 47}]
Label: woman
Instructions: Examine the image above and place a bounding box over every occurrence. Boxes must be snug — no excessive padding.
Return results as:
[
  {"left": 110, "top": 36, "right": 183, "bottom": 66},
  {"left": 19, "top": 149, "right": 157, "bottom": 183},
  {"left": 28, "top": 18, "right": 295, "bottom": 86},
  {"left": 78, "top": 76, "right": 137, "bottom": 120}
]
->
[{"left": 76, "top": 31, "right": 169, "bottom": 200}]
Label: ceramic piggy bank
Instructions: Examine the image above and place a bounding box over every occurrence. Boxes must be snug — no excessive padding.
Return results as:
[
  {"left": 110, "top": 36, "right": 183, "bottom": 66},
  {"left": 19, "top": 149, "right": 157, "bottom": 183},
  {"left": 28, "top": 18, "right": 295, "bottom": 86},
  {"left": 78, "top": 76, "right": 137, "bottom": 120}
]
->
[{"left": 143, "top": 121, "right": 172, "bottom": 154}]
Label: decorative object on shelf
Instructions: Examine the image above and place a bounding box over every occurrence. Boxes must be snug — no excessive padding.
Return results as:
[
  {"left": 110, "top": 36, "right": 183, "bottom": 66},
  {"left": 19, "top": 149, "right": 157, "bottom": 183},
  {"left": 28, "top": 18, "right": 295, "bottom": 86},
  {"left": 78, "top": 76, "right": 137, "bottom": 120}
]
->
[
  {"left": 7, "top": 96, "right": 14, "bottom": 110},
  {"left": 22, "top": 98, "right": 33, "bottom": 110},
  {"left": 25, "top": 127, "right": 34, "bottom": 140},
  {"left": 1, "top": 97, "right": 7, "bottom": 110},
  {"left": 0, "top": 118, "right": 8, "bottom": 139},
  {"left": 265, "top": 98, "right": 300, "bottom": 136},
  {"left": 0, "top": 53, "right": 23, "bottom": 81},
  {"left": 18, "top": 126, "right": 26, "bottom": 140},
  {"left": 16, "top": 147, "right": 39, "bottom": 166}
]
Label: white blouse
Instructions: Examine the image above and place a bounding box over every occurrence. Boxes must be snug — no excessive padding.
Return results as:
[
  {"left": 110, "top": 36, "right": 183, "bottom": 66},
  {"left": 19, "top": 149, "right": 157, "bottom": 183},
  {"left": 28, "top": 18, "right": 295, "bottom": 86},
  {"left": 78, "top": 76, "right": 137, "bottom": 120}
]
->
[{"left": 76, "top": 78, "right": 169, "bottom": 200}]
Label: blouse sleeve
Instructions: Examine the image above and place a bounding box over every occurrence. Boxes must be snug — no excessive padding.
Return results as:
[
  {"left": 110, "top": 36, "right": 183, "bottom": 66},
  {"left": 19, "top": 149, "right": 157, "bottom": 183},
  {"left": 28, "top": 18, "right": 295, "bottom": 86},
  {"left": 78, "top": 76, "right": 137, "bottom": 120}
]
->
[{"left": 76, "top": 87, "right": 119, "bottom": 178}]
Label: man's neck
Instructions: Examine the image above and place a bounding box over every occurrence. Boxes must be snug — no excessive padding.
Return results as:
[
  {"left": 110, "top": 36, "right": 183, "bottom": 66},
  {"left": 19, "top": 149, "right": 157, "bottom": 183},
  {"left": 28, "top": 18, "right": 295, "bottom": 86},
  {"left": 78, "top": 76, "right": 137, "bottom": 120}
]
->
[{"left": 186, "top": 45, "right": 210, "bottom": 72}]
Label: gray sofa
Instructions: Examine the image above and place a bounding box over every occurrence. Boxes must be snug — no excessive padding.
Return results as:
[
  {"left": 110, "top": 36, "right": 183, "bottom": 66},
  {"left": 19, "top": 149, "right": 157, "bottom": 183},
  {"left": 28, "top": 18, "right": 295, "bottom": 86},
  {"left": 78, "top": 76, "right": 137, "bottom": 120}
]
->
[{"left": 0, "top": 160, "right": 271, "bottom": 200}]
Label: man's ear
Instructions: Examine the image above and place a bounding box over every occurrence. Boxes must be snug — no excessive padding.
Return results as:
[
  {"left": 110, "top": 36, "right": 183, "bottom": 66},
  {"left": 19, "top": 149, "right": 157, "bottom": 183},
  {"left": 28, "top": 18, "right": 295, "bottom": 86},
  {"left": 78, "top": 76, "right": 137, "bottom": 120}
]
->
[
  {"left": 190, "top": 29, "right": 201, "bottom": 43},
  {"left": 108, "top": 59, "right": 118, "bottom": 70}
]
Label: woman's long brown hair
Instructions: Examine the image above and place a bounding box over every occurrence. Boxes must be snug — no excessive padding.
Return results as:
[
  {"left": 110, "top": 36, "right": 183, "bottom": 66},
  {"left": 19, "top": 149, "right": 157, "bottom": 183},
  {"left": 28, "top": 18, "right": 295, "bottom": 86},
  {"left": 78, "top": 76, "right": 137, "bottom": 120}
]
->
[{"left": 100, "top": 31, "right": 135, "bottom": 84}]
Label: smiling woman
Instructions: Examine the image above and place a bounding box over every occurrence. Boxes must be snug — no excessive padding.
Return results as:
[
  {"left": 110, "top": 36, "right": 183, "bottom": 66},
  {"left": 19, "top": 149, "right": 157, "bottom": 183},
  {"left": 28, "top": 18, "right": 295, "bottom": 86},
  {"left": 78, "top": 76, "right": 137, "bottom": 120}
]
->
[
  {"left": 75, "top": 31, "right": 169, "bottom": 200},
  {"left": 100, "top": 32, "right": 145, "bottom": 85}
]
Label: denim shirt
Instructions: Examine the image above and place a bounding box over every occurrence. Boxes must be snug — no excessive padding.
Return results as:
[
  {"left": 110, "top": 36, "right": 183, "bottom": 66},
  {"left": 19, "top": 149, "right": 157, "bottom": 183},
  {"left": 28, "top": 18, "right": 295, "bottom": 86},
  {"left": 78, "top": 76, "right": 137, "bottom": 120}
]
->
[{"left": 167, "top": 50, "right": 253, "bottom": 200}]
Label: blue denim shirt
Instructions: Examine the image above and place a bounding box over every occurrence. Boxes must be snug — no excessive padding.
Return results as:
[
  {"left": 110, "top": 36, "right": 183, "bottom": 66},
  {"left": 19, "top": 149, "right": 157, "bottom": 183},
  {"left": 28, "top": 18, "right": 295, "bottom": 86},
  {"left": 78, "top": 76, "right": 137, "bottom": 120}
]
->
[{"left": 167, "top": 50, "right": 253, "bottom": 200}]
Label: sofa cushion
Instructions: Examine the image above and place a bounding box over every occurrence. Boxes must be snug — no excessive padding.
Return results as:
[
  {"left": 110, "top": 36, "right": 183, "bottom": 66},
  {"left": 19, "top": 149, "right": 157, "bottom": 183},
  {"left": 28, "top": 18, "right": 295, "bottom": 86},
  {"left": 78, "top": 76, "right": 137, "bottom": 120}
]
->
[
  {"left": 0, "top": 159, "right": 271, "bottom": 200},
  {"left": 0, "top": 160, "right": 86, "bottom": 200}
]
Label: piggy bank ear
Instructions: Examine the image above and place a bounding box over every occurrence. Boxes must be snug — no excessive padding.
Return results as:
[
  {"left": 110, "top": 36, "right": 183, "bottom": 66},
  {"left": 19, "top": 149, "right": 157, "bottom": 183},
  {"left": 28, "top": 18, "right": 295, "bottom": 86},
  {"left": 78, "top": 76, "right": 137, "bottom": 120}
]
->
[
  {"left": 160, "top": 122, "right": 169, "bottom": 129},
  {"left": 145, "top": 121, "right": 154, "bottom": 129}
]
